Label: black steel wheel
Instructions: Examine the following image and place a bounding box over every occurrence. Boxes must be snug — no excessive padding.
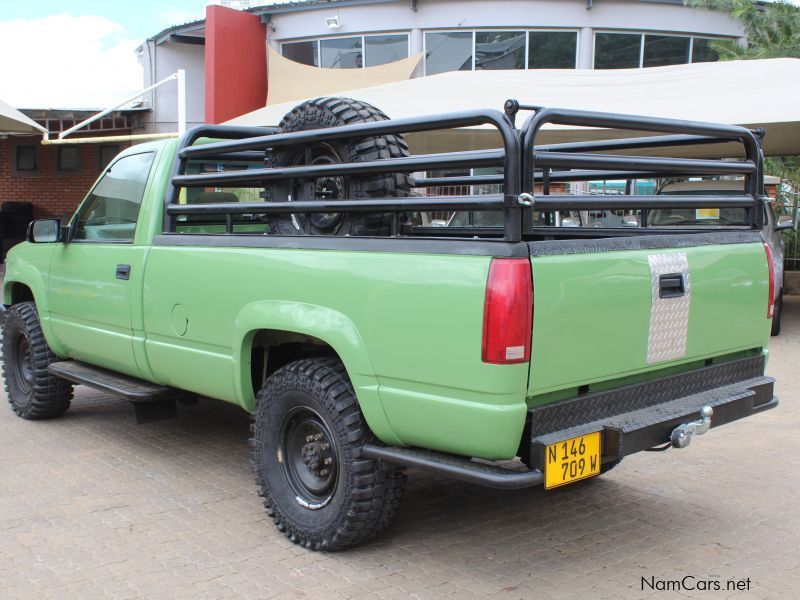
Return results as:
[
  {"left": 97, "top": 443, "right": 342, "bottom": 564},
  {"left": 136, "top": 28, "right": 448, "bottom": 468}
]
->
[
  {"left": 1, "top": 301, "right": 72, "bottom": 419},
  {"left": 265, "top": 97, "right": 414, "bottom": 237},
  {"left": 279, "top": 407, "right": 339, "bottom": 509},
  {"left": 285, "top": 141, "right": 350, "bottom": 235},
  {"left": 252, "top": 357, "right": 406, "bottom": 550}
]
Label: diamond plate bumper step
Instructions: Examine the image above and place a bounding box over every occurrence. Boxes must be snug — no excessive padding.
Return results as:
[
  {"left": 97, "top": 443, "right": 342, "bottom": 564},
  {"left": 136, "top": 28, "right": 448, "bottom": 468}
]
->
[{"left": 527, "top": 356, "right": 776, "bottom": 471}]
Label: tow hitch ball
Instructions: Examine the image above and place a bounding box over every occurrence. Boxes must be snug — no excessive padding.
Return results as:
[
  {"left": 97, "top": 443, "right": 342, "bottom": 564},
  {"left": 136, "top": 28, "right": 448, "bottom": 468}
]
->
[{"left": 670, "top": 406, "right": 713, "bottom": 449}]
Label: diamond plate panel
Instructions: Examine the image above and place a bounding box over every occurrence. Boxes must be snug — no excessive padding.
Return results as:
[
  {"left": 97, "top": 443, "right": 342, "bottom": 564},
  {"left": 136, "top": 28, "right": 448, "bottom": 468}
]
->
[{"left": 647, "top": 252, "right": 691, "bottom": 364}]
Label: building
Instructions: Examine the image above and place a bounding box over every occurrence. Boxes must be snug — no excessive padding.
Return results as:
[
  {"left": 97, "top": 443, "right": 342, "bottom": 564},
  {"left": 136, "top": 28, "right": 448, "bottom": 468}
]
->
[
  {"left": 138, "top": 0, "right": 745, "bottom": 130},
  {"left": 0, "top": 109, "right": 145, "bottom": 223}
]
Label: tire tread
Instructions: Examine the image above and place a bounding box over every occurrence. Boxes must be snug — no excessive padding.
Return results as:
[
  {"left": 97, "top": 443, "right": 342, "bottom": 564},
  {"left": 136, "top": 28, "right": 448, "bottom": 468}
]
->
[
  {"left": 2, "top": 301, "right": 72, "bottom": 419},
  {"left": 251, "top": 357, "right": 405, "bottom": 550}
]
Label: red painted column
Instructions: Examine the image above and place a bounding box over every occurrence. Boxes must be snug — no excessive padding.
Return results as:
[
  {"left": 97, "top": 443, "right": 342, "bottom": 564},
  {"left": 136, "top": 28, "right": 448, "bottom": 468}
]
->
[{"left": 205, "top": 5, "right": 267, "bottom": 124}]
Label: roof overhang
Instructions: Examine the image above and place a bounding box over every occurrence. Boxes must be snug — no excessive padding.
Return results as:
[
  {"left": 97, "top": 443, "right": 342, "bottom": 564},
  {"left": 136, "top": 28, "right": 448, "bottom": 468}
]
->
[
  {"left": 0, "top": 97, "right": 47, "bottom": 135},
  {"left": 227, "top": 58, "right": 800, "bottom": 158}
]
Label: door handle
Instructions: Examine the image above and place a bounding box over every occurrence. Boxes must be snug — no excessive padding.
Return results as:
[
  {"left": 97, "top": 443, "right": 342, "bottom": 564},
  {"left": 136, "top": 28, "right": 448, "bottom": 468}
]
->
[
  {"left": 658, "top": 273, "right": 685, "bottom": 298},
  {"left": 116, "top": 264, "right": 131, "bottom": 280}
]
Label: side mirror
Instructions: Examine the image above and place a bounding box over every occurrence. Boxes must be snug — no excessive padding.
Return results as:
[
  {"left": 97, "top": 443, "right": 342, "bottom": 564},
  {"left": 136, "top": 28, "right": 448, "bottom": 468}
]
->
[
  {"left": 27, "top": 219, "right": 61, "bottom": 243},
  {"left": 776, "top": 214, "right": 795, "bottom": 230}
]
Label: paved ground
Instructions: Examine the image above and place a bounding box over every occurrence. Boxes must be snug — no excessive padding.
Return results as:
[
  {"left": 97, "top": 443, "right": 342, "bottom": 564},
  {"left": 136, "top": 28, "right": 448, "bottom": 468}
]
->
[{"left": 1, "top": 302, "right": 799, "bottom": 599}]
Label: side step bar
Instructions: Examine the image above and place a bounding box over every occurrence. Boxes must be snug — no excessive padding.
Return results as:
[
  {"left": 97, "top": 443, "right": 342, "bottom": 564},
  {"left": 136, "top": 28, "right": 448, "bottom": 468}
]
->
[
  {"left": 362, "top": 444, "right": 543, "bottom": 490},
  {"left": 47, "top": 360, "right": 182, "bottom": 423}
]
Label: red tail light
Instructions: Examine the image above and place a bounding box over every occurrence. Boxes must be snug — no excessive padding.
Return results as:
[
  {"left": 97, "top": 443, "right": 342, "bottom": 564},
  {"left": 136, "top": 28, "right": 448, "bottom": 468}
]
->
[
  {"left": 764, "top": 242, "right": 775, "bottom": 319},
  {"left": 482, "top": 258, "right": 533, "bottom": 364}
]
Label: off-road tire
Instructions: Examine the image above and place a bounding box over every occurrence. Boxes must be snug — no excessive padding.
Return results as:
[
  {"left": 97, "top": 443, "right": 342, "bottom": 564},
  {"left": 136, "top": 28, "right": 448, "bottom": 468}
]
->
[
  {"left": 266, "top": 97, "right": 413, "bottom": 237},
  {"left": 771, "top": 288, "right": 782, "bottom": 337},
  {"left": 2, "top": 301, "right": 72, "bottom": 419},
  {"left": 252, "top": 357, "right": 406, "bottom": 550}
]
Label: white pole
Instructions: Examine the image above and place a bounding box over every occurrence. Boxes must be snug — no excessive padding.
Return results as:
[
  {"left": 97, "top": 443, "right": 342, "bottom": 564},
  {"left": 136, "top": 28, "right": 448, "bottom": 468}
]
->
[
  {"left": 177, "top": 69, "right": 187, "bottom": 135},
  {"left": 59, "top": 72, "right": 179, "bottom": 139}
]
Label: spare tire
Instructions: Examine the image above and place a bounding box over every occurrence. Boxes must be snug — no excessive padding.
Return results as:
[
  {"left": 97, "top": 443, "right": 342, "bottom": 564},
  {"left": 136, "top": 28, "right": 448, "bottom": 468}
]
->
[{"left": 266, "top": 97, "right": 413, "bottom": 236}]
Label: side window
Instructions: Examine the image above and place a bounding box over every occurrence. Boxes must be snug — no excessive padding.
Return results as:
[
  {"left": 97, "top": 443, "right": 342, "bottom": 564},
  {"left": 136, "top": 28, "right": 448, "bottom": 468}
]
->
[{"left": 73, "top": 152, "right": 155, "bottom": 242}]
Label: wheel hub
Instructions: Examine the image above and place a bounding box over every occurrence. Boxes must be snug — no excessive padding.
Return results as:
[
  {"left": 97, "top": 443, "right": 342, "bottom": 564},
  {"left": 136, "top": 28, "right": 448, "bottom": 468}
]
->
[
  {"left": 291, "top": 144, "right": 347, "bottom": 233},
  {"left": 280, "top": 409, "right": 338, "bottom": 509}
]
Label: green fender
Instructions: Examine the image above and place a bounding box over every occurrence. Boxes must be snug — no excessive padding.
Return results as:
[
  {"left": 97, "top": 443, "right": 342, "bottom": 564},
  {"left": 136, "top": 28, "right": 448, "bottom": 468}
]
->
[
  {"left": 3, "top": 263, "right": 69, "bottom": 358},
  {"left": 232, "top": 300, "right": 402, "bottom": 445}
]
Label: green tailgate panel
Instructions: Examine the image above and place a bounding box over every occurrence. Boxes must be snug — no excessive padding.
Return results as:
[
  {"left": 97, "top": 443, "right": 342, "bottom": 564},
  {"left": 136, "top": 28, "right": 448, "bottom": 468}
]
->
[{"left": 528, "top": 242, "right": 770, "bottom": 399}]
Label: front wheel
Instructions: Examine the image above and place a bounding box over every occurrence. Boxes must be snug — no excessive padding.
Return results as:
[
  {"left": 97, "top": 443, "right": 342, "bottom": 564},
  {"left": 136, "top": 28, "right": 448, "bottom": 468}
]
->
[
  {"left": 252, "top": 357, "right": 406, "bottom": 550},
  {"left": 2, "top": 302, "right": 73, "bottom": 419}
]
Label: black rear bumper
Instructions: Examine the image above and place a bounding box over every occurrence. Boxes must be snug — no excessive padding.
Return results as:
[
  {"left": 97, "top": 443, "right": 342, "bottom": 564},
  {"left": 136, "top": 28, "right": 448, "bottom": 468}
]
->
[
  {"left": 365, "top": 355, "right": 775, "bottom": 489},
  {"left": 525, "top": 354, "right": 775, "bottom": 471}
]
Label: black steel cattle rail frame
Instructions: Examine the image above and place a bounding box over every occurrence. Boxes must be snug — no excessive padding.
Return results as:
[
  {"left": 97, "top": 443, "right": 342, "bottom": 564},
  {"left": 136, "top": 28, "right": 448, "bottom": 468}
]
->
[{"left": 165, "top": 102, "right": 765, "bottom": 243}]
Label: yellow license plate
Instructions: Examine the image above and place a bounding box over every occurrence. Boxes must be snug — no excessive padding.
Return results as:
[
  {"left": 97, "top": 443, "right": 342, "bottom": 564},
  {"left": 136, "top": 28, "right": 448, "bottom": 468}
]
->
[{"left": 544, "top": 431, "right": 602, "bottom": 490}]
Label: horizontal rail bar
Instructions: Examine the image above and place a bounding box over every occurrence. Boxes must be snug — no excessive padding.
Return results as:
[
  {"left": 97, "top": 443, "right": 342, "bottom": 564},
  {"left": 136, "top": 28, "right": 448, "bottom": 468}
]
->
[
  {"left": 415, "top": 170, "right": 721, "bottom": 187},
  {"left": 529, "top": 194, "right": 754, "bottom": 210},
  {"left": 535, "top": 133, "right": 739, "bottom": 154},
  {"left": 180, "top": 109, "right": 517, "bottom": 159},
  {"left": 173, "top": 149, "right": 505, "bottom": 187},
  {"left": 167, "top": 195, "right": 506, "bottom": 215},
  {"left": 533, "top": 170, "right": 706, "bottom": 183},
  {"left": 532, "top": 152, "right": 756, "bottom": 175},
  {"left": 526, "top": 108, "right": 761, "bottom": 141},
  {"left": 186, "top": 151, "right": 266, "bottom": 162}
]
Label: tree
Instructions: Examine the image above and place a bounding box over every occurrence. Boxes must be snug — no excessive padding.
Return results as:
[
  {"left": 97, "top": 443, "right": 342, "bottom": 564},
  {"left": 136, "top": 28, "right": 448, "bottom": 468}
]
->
[
  {"left": 688, "top": 1, "right": 800, "bottom": 191},
  {"left": 687, "top": 1, "right": 800, "bottom": 59}
]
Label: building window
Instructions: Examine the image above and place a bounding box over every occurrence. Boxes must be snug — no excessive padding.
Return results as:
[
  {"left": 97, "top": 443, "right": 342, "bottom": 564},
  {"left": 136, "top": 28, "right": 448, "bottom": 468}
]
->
[
  {"left": 98, "top": 144, "right": 121, "bottom": 173},
  {"left": 594, "top": 32, "right": 642, "bottom": 69},
  {"left": 529, "top": 31, "right": 578, "bottom": 69},
  {"left": 364, "top": 34, "right": 409, "bottom": 67},
  {"left": 692, "top": 38, "right": 720, "bottom": 63},
  {"left": 15, "top": 145, "right": 38, "bottom": 171},
  {"left": 475, "top": 31, "right": 526, "bottom": 70},
  {"left": 320, "top": 36, "right": 363, "bottom": 69},
  {"left": 57, "top": 146, "right": 80, "bottom": 172},
  {"left": 425, "top": 31, "right": 473, "bottom": 75},
  {"left": 282, "top": 40, "right": 318, "bottom": 66},
  {"left": 595, "top": 32, "right": 724, "bottom": 69},
  {"left": 643, "top": 35, "right": 690, "bottom": 67},
  {"left": 283, "top": 34, "right": 409, "bottom": 69},
  {"left": 425, "top": 29, "right": 578, "bottom": 75}
]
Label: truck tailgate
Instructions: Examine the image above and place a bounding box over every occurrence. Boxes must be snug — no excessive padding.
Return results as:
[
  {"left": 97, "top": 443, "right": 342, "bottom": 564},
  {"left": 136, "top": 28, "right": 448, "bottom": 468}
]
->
[{"left": 527, "top": 232, "right": 771, "bottom": 397}]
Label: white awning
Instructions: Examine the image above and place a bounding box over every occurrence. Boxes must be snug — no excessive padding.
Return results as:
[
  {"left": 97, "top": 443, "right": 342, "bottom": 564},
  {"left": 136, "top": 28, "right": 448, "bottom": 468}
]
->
[
  {"left": 0, "top": 98, "right": 46, "bottom": 135},
  {"left": 227, "top": 58, "right": 800, "bottom": 158}
]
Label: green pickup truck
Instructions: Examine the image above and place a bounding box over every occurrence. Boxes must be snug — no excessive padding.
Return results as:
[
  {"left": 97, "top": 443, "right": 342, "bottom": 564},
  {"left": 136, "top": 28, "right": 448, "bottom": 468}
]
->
[{"left": 2, "top": 98, "right": 777, "bottom": 550}]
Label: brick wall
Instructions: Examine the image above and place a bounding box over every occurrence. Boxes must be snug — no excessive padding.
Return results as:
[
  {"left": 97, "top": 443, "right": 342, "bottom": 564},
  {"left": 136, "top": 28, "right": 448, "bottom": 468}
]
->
[{"left": 0, "top": 136, "right": 131, "bottom": 220}]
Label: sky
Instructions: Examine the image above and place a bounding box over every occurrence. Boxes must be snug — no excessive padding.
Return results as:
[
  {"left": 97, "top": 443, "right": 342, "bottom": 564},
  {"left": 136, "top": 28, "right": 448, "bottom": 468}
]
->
[
  {"left": 0, "top": 0, "right": 295, "bottom": 108},
  {"left": 0, "top": 0, "right": 799, "bottom": 109}
]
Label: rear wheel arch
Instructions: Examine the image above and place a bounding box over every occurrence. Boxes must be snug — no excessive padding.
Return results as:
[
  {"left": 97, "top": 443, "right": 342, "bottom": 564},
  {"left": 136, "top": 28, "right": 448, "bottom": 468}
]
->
[{"left": 233, "top": 301, "right": 401, "bottom": 445}]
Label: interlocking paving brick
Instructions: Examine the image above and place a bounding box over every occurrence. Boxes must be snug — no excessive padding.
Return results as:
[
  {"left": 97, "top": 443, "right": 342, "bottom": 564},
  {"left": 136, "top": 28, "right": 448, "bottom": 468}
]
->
[{"left": 1, "top": 299, "right": 799, "bottom": 598}]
